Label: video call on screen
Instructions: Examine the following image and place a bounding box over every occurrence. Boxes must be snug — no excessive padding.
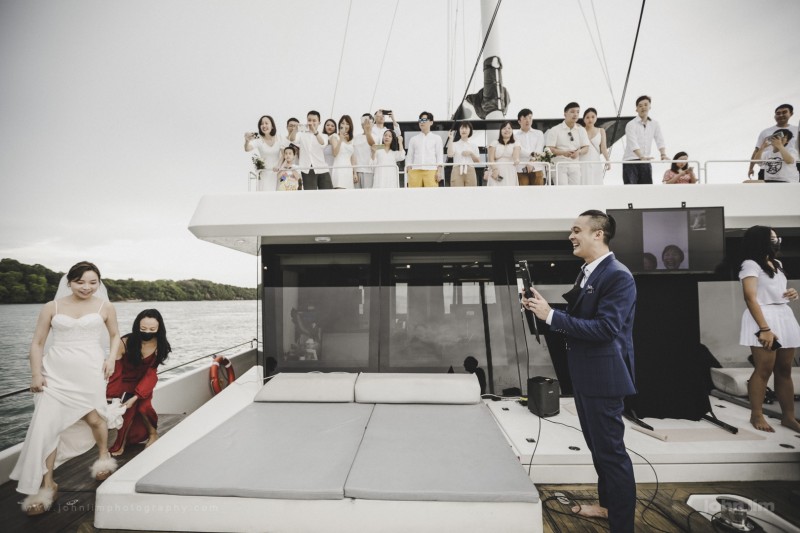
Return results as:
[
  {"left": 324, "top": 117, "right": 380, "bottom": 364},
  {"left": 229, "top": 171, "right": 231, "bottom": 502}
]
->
[{"left": 608, "top": 207, "right": 725, "bottom": 274}]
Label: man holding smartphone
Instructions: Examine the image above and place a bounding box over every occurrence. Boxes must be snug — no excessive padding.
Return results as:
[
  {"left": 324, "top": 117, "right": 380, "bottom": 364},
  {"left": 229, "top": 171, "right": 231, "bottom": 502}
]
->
[
  {"left": 288, "top": 110, "right": 333, "bottom": 190},
  {"left": 523, "top": 210, "right": 637, "bottom": 533},
  {"left": 748, "top": 104, "right": 798, "bottom": 180},
  {"left": 373, "top": 109, "right": 402, "bottom": 142}
]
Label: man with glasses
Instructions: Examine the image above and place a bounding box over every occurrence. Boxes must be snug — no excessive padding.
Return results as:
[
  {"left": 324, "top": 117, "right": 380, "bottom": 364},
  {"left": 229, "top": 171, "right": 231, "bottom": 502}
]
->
[
  {"left": 622, "top": 95, "right": 668, "bottom": 185},
  {"left": 748, "top": 104, "right": 798, "bottom": 180},
  {"left": 545, "top": 102, "right": 589, "bottom": 185},
  {"left": 406, "top": 111, "right": 444, "bottom": 187}
]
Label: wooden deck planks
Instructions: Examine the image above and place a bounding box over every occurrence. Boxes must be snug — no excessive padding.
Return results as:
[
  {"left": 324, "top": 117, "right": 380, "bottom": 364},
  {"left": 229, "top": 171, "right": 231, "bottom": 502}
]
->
[
  {"left": 538, "top": 481, "right": 800, "bottom": 533},
  {"left": 1, "top": 413, "right": 185, "bottom": 533},
  {"left": 4, "top": 421, "right": 798, "bottom": 533}
]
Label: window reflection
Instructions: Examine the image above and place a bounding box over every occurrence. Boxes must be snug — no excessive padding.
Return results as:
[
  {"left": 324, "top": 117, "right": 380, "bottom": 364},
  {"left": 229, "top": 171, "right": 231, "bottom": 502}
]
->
[{"left": 269, "top": 253, "right": 372, "bottom": 369}]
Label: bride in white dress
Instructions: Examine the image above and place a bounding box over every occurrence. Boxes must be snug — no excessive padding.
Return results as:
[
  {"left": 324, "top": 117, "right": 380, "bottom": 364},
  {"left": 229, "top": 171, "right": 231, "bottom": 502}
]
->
[
  {"left": 579, "top": 108, "right": 611, "bottom": 185},
  {"left": 10, "top": 261, "right": 121, "bottom": 515}
]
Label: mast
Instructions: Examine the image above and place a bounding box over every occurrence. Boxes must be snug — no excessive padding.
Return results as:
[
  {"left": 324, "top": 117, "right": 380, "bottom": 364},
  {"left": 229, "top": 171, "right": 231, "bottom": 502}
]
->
[
  {"left": 455, "top": 0, "right": 509, "bottom": 120},
  {"left": 480, "top": 0, "right": 507, "bottom": 119}
]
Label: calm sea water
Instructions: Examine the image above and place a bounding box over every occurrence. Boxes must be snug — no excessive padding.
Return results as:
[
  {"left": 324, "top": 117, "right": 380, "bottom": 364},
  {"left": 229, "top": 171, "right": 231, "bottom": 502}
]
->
[{"left": 0, "top": 300, "right": 261, "bottom": 451}]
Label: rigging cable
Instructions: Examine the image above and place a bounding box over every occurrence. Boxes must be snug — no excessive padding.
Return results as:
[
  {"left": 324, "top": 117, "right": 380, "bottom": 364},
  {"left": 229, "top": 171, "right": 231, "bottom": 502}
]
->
[
  {"left": 576, "top": 0, "right": 616, "bottom": 110},
  {"left": 330, "top": 0, "right": 354, "bottom": 117},
  {"left": 608, "top": 0, "right": 647, "bottom": 157},
  {"left": 448, "top": 0, "right": 503, "bottom": 125},
  {"left": 368, "top": 0, "right": 401, "bottom": 112},
  {"left": 589, "top": 0, "right": 617, "bottom": 112}
]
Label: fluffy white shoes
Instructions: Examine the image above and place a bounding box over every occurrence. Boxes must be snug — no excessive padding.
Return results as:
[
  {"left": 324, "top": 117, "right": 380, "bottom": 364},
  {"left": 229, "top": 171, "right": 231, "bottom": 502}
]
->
[
  {"left": 91, "top": 456, "right": 118, "bottom": 481},
  {"left": 21, "top": 485, "right": 57, "bottom": 515}
]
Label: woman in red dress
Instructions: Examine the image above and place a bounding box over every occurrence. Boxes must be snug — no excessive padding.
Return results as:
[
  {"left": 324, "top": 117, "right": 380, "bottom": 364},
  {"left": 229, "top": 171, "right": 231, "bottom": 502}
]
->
[{"left": 106, "top": 309, "right": 171, "bottom": 455}]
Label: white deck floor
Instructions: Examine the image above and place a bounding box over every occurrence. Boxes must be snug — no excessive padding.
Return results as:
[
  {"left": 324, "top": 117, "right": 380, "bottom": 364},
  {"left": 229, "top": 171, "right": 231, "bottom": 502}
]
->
[{"left": 487, "top": 395, "right": 800, "bottom": 484}]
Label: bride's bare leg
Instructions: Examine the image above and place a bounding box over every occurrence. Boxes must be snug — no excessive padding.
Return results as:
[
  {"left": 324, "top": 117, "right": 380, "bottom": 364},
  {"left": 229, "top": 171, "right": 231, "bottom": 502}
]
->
[{"left": 84, "top": 410, "right": 117, "bottom": 480}]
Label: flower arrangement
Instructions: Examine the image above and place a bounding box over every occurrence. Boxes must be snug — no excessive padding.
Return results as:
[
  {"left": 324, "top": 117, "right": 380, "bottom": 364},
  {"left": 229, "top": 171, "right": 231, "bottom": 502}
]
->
[
  {"left": 251, "top": 155, "right": 265, "bottom": 170},
  {"left": 532, "top": 147, "right": 555, "bottom": 165}
]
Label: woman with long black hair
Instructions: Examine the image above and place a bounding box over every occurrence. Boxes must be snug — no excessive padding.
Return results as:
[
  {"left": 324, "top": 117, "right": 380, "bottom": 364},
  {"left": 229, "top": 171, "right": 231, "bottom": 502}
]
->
[
  {"left": 739, "top": 226, "right": 800, "bottom": 432},
  {"left": 106, "top": 309, "right": 172, "bottom": 455}
]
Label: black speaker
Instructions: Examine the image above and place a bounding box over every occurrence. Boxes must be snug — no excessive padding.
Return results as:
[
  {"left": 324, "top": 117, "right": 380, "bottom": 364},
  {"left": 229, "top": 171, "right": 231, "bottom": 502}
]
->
[{"left": 527, "top": 377, "right": 560, "bottom": 417}]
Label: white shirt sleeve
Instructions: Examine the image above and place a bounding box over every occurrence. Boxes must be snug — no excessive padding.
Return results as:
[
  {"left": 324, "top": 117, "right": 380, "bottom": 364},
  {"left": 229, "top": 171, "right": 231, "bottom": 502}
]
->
[
  {"left": 653, "top": 121, "right": 665, "bottom": 151},
  {"left": 739, "top": 259, "right": 762, "bottom": 280}
]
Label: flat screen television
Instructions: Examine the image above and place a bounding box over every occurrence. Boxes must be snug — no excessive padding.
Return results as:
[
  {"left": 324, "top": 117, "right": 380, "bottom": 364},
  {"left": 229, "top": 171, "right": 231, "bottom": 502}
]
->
[{"left": 607, "top": 207, "right": 725, "bottom": 274}]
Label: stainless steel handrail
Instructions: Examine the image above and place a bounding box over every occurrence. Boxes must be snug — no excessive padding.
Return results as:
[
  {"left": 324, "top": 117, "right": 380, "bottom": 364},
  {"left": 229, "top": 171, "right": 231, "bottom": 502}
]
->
[
  {"left": 703, "top": 159, "right": 796, "bottom": 184},
  {"left": 246, "top": 161, "right": 556, "bottom": 188},
  {"left": 0, "top": 339, "right": 260, "bottom": 400},
  {"left": 554, "top": 159, "right": 703, "bottom": 184}
]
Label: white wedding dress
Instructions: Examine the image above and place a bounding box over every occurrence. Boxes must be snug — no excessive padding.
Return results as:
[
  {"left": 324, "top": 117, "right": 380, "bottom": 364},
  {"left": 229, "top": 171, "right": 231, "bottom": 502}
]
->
[{"left": 11, "top": 300, "right": 113, "bottom": 495}]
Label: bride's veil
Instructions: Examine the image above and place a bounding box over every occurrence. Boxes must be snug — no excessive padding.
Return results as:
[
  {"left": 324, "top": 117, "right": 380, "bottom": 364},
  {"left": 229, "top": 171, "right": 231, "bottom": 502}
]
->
[{"left": 53, "top": 274, "right": 110, "bottom": 302}]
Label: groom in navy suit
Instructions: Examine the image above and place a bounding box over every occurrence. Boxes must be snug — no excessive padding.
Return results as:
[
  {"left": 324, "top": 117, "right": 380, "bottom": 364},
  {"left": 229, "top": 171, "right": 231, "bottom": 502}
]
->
[{"left": 523, "top": 209, "right": 637, "bottom": 533}]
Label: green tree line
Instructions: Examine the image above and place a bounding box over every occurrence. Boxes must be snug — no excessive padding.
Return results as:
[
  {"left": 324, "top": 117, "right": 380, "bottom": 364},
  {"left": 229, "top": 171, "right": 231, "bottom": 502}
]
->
[{"left": 0, "top": 258, "right": 256, "bottom": 303}]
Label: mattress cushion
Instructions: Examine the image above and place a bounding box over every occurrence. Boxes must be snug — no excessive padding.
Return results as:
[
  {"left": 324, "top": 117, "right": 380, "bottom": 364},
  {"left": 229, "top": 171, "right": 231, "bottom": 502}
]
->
[
  {"left": 709, "top": 367, "right": 800, "bottom": 397},
  {"left": 254, "top": 372, "right": 358, "bottom": 402},
  {"left": 344, "top": 403, "right": 539, "bottom": 503},
  {"left": 136, "top": 402, "right": 373, "bottom": 499},
  {"left": 355, "top": 373, "right": 480, "bottom": 404}
]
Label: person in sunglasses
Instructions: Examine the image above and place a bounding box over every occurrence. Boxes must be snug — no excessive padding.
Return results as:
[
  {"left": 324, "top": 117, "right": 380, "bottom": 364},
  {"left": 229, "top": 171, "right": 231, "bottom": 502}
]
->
[
  {"left": 545, "top": 102, "right": 589, "bottom": 185},
  {"left": 405, "top": 111, "right": 444, "bottom": 187}
]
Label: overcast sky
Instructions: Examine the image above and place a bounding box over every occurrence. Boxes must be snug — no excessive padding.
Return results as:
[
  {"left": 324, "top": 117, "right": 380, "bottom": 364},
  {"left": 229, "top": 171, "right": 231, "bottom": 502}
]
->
[{"left": 1, "top": 0, "right": 798, "bottom": 288}]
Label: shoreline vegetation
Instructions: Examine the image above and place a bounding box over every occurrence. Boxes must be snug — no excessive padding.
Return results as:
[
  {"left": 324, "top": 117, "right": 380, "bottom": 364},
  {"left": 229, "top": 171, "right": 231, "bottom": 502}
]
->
[{"left": 0, "top": 258, "right": 256, "bottom": 303}]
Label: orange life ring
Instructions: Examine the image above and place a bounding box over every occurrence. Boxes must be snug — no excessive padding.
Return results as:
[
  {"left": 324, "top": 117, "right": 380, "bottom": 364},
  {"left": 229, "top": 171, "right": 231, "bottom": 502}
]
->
[{"left": 210, "top": 356, "right": 236, "bottom": 395}]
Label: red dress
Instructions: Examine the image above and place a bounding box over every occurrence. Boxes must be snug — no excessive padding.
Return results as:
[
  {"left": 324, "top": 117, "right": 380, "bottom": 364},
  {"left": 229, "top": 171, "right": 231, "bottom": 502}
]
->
[{"left": 106, "top": 353, "right": 158, "bottom": 453}]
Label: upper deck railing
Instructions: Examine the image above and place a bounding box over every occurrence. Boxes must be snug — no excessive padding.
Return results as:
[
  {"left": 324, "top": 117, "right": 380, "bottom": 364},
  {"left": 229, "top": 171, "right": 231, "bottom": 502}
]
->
[{"left": 247, "top": 159, "right": 795, "bottom": 190}]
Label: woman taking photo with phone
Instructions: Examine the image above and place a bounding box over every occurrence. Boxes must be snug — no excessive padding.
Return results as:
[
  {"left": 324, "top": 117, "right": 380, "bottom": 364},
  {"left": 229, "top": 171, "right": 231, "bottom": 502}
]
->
[
  {"left": 106, "top": 309, "right": 172, "bottom": 455},
  {"left": 739, "top": 226, "right": 800, "bottom": 432}
]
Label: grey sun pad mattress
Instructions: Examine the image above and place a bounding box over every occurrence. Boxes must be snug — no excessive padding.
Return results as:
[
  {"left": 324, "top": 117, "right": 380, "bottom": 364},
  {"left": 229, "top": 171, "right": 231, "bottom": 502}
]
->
[
  {"left": 136, "top": 402, "right": 374, "bottom": 499},
  {"left": 344, "top": 403, "right": 540, "bottom": 503}
]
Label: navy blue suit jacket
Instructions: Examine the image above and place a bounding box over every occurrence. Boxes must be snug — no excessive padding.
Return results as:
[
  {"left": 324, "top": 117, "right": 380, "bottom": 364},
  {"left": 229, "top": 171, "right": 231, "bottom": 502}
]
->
[{"left": 550, "top": 254, "right": 637, "bottom": 398}]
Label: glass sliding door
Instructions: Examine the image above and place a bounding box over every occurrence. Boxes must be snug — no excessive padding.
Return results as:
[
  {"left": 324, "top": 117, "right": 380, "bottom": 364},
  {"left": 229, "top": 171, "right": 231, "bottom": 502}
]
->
[
  {"left": 263, "top": 252, "right": 377, "bottom": 371},
  {"left": 382, "top": 251, "right": 521, "bottom": 394}
]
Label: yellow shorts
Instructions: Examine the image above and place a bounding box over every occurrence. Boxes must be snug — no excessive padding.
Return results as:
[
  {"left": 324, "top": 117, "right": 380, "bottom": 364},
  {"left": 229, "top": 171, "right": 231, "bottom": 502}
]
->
[{"left": 408, "top": 169, "right": 439, "bottom": 188}]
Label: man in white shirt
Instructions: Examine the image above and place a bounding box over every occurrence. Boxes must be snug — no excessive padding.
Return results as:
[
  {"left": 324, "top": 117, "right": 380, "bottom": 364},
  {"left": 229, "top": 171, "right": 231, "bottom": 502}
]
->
[
  {"left": 748, "top": 104, "right": 798, "bottom": 180},
  {"left": 405, "top": 111, "right": 444, "bottom": 188},
  {"left": 373, "top": 109, "right": 402, "bottom": 142},
  {"left": 753, "top": 129, "right": 799, "bottom": 183},
  {"left": 545, "top": 102, "right": 590, "bottom": 186},
  {"left": 515, "top": 108, "right": 545, "bottom": 186},
  {"left": 353, "top": 113, "right": 378, "bottom": 189},
  {"left": 622, "top": 95, "right": 667, "bottom": 185},
  {"left": 287, "top": 110, "right": 332, "bottom": 190}
]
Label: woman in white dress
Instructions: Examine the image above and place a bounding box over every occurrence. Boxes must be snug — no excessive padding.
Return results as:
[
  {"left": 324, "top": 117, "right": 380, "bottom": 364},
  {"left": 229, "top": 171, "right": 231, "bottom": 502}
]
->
[
  {"left": 579, "top": 108, "right": 610, "bottom": 185},
  {"left": 487, "top": 121, "right": 520, "bottom": 186},
  {"left": 446, "top": 121, "right": 480, "bottom": 187},
  {"left": 739, "top": 226, "right": 800, "bottom": 433},
  {"left": 372, "top": 129, "right": 405, "bottom": 188},
  {"left": 330, "top": 115, "right": 358, "bottom": 189},
  {"left": 322, "top": 119, "right": 338, "bottom": 171},
  {"left": 11, "top": 261, "right": 121, "bottom": 515},
  {"left": 244, "top": 115, "right": 284, "bottom": 191}
]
